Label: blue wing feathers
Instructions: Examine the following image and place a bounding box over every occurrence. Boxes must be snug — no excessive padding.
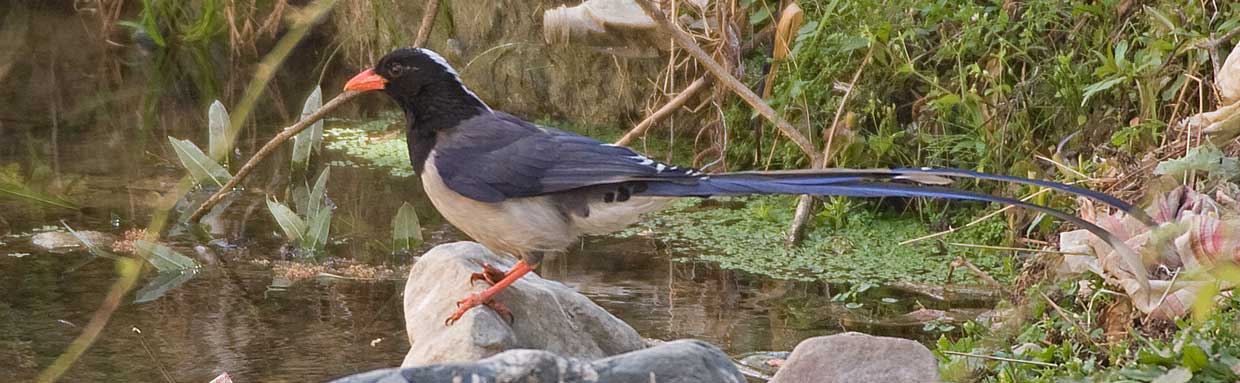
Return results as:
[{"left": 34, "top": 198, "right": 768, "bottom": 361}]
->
[{"left": 433, "top": 111, "right": 1149, "bottom": 231}]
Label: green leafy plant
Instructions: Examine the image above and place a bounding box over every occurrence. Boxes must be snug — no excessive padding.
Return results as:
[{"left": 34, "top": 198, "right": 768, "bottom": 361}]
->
[
  {"left": 168, "top": 137, "right": 232, "bottom": 188},
  {"left": 392, "top": 201, "right": 423, "bottom": 253},
  {"left": 169, "top": 97, "right": 234, "bottom": 188},
  {"left": 292, "top": 86, "right": 325, "bottom": 172},
  {"left": 207, "top": 100, "right": 230, "bottom": 162},
  {"left": 63, "top": 223, "right": 198, "bottom": 303},
  {"left": 267, "top": 167, "right": 332, "bottom": 254}
]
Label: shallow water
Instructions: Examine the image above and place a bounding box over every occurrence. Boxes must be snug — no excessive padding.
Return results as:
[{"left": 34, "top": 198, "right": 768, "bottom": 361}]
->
[
  {"left": 0, "top": 132, "right": 997, "bottom": 381},
  {"left": 0, "top": 8, "right": 998, "bottom": 382}
]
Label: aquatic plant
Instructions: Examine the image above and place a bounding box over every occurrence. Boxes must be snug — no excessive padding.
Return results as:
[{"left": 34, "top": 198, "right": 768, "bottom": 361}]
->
[
  {"left": 392, "top": 201, "right": 423, "bottom": 253},
  {"left": 267, "top": 167, "right": 333, "bottom": 254}
]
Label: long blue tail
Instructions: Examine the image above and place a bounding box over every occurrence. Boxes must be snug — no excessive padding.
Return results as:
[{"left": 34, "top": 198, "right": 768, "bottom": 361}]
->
[{"left": 636, "top": 167, "right": 1149, "bottom": 255}]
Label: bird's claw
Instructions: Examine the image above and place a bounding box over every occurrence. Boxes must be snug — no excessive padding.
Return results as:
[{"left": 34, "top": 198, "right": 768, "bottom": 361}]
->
[
  {"left": 468, "top": 262, "right": 508, "bottom": 286},
  {"left": 443, "top": 293, "right": 514, "bottom": 326}
]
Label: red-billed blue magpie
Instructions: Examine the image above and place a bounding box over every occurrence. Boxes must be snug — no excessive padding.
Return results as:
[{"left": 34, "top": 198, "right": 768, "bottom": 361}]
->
[{"left": 344, "top": 48, "right": 1152, "bottom": 325}]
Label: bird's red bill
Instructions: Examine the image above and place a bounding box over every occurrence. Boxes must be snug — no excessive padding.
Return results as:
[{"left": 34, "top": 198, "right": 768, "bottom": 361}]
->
[{"left": 344, "top": 69, "right": 387, "bottom": 91}]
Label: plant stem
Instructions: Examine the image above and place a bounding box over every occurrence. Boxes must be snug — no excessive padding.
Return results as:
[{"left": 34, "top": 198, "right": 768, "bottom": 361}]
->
[
  {"left": 188, "top": 91, "right": 363, "bottom": 223},
  {"left": 616, "top": 76, "right": 711, "bottom": 146},
  {"left": 633, "top": 0, "right": 816, "bottom": 160}
]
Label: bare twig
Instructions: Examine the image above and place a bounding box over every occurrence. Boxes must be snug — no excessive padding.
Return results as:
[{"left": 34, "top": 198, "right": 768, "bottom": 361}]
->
[
  {"left": 820, "top": 47, "right": 873, "bottom": 168},
  {"left": 132, "top": 326, "right": 176, "bottom": 383},
  {"left": 1196, "top": 28, "right": 1240, "bottom": 79},
  {"left": 616, "top": 76, "right": 712, "bottom": 146},
  {"left": 634, "top": 0, "right": 816, "bottom": 160},
  {"left": 787, "top": 46, "right": 872, "bottom": 244},
  {"left": 951, "top": 256, "right": 1003, "bottom": 289},
  {"left": 187, "top": 91, "right": 364, "bottom": 222},
  {"left": 413, "top": 0, "right": 439, "bottom": 48},
  {"left": 1144, "top": 267, "right": 1180, "bottom": 323},
  {"left": 1040, "top": 291, "right": 1100, "bottom": 347},
  {"left": 940, "top": 350, "right": 1059, "bottom": 367},
  {"left": 785, "top": 195, "right": 815, "bottom": 245},
  {"left": 947, "top": 242, "right": 1090, "bottom": 256}
]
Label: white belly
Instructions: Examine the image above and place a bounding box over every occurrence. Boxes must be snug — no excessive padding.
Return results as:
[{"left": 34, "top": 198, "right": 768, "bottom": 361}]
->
[
  {"left": 420, "top": 155, "right": 675, "bottom": 257},
  {"left": 421, "top": 159, "right": 576, "bottom": 257}
]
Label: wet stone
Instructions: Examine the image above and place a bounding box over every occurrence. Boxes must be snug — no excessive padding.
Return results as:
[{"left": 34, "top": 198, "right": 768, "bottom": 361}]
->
[
  {"left": 734, "top": 351, "right": 790, "bottom": 380},
  {"left": 331, "top": 339, "right": 747, "bottom": 383},
  {"left": 30, "top": 231, "right": 114, "bottom": 252},
  {"left": 770, "top": 332, "right": 940, "bottom": 383}
]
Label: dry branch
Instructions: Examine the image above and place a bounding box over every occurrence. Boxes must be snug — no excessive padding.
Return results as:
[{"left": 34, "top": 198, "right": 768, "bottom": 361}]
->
[
  {"left": 616, "top": 76, "right": 711, "bottom": 146},
  {"left": 634, "top": 0, "right": 817, "bottom": 161},
  {"left": 188, "top": 91, "right": 364, "bottom": 222},
  {"left": 414, "top": 0, "right": 439, "bottom": 48}
]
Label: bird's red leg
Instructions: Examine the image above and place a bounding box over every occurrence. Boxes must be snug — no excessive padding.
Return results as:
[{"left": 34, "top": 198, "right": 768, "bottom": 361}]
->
[
  {"left": 446, "top": 261, "right": 533, "bottom": 325},
  {"left": 469, "top": 262, "right": 510, "bottom": 286}
]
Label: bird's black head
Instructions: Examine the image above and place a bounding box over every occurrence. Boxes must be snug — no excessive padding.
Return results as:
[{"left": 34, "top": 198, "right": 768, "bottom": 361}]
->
[{"left": 344, "top": 47, "right": 490, "bottom": 129}]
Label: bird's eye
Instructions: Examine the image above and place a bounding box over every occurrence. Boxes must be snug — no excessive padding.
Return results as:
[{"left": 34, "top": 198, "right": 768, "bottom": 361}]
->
[{"left": 389, "top": 64, "right": 407, "bottom": 77}]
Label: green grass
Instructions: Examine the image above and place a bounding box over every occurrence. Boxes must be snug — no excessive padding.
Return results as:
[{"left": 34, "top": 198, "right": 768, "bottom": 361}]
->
[
  {"left": 937, "top": 278, "right": 1240, "bottom": 382},
  {"left": 619, "top": 195, "right": 1015, "bottom": 284},
  {"left": 727, "top": 0, "right": 1236, "bottom": 176}
]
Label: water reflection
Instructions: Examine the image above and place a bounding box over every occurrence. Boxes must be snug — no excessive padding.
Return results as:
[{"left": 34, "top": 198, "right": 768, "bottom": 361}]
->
[{"left": 0, "top": 4, "right": 998, "bottom": 381}]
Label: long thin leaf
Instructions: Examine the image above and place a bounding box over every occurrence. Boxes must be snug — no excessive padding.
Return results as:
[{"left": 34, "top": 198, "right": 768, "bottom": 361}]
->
[
  {"left": 392, "top": 202, "right": 423, "bottom": 251},
  {"left": 208, "top": 100, "right": 230, "bottom": 162},
  {"left": 0, "top": 165, "right": 77, "bottom": 209},
  {"left": 291, "top": 86, "right": 324, "bottom": 170},
  {"left": 135, "top": 240, "right": 199, "bottom": 272},
  {"left": 266, "top": 199, "right": 307, "bottom": 243},
  {"left": 133, "top": 270, "right": 198, "bottom": 303},
  {"left": 61, "top": 222, "right": 117, "bottom": 259},
  {"left": 169, "top": 137, "right": 232, "bottom": 188},
  {"left": 303, "top": 207, "right": 332, "bottom": 251},
  {"left": 0, "top": 182, "right": 77, "bottom": 209},
  {"left": 306, "top": 167, "right": 330, "bottom": 218}
]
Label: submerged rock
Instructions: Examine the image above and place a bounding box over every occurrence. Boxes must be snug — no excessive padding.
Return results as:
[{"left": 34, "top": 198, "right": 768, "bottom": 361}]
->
[
  {"left": 31, "top": 231, "right": 114, "bottom": 252},
  {"left": 400, "top": 242, "right": 644, "bottom": 366},
  {"left": 332, "top": 339, "right": 746, "bottom": 383},
  {"left": 770, "top": 332, "right": 940, "bottom": 383}
]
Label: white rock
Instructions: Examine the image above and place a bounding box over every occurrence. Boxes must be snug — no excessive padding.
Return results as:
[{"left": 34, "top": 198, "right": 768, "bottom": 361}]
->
[
  {"left": 31, "top": 231, "right": 114, "bottom": 252},
  {"left": 400, "top": 242, "right": 645, "bottom": 367}
]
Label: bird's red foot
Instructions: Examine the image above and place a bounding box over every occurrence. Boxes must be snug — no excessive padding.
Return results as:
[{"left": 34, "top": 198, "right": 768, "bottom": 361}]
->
[
  {"left": 469, "top": 262, "right": 509, "bottom": 286},
  {"left": 444, "top": 260, "right": 534, "bottom": 326},
  {"left": 444, "top": 293, "right": 513, "bottom": 325}
]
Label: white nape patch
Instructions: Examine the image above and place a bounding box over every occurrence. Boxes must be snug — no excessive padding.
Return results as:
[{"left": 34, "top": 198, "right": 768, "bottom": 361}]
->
[
  {"left": 415, "top": 48, "right": 492, "bottom": 112},
  {"left": 417, "top": 48, "right": 459, "bottom": 76}
]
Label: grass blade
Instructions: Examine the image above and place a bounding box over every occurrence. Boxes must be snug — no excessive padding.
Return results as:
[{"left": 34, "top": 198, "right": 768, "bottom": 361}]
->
[
  {"left": 61, "top": 222, "right": 117, "bottom": 259},
  {"left": 0, "top": 179, "right": 77, "bottom": 210},
  {"left": 207, "top": 100, "right": 230, "bottom": 162},
  {"left": 168, "top": 137, "right": 232, "bottom": 188},
  {"left": 392, "top": 202, "right": 423, "bottom": 251},
  {"left": 135, "top": 240, "right": 199, "bottom": 272},
  {"left": 133, "top": 270, "right": 198, "bottom": 303},
  {"left": 291, "top": 86, "right": 324, "bottom": 170},
  {"left": 266, "top": 199, "right": 306, "bottom": 243}
]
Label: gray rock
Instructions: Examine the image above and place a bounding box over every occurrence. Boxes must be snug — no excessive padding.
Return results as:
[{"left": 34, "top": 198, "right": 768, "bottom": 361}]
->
[
  {"left": 31, "top": 231, "right": 114, "bottom": 252},
  {"left": 401, "top": 242, "right": 644, "bottom": 366},
  {"left": 332, "top": 339, "right": 746, "bottom": 383},
  {"left": 771, "top": 332, "right": 941, "bottom": 383}
]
